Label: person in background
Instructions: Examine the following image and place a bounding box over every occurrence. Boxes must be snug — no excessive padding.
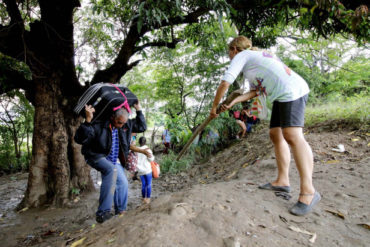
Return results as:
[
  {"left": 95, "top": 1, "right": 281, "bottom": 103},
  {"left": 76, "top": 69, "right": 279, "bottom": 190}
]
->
[
  {"left": 229, "top": 109, "right": 247, "bottom": 139},
  {"left": 210, "top": 35, "right": 320, "bottom": 216},
  {"left": 162, "top": 127, "right": 171, "bottom": 154},
  {"left": 136, "top": 136, "right": 155, "bottom": 204},
  {"left": 241, "top": 106, "right": 259, "bottom": 134}
]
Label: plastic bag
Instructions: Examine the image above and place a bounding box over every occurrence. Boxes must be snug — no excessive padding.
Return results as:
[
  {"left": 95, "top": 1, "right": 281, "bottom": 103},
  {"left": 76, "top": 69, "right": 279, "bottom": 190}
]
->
[
  {"left": 257, "top": 94, "right": 269, "bottom": 120},
  {"left": 150, "top": 161, "right": 160, "bottom": 178}
]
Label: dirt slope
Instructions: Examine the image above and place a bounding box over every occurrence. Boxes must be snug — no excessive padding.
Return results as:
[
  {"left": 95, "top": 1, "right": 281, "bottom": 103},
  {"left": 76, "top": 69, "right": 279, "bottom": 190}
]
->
[{"left": 0, "top": 121, "right": 369, "bottom": 247}]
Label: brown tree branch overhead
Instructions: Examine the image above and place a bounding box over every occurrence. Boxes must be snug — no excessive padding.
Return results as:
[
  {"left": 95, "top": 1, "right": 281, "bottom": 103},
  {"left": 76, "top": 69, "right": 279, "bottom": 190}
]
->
[
  {"left": 90, "top": 7, "right": 210, "bottom": 84},
  {"left": 134, "top": 39, "right": 183, "bottom": 53},
  {"left": 0, "top": 64, "right": 33, "bottom": 96}
]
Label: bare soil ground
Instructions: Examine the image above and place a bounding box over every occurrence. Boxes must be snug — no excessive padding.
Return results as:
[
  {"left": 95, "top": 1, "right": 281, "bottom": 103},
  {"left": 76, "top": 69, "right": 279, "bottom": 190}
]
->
[{"left": 0, "top": 120, "right": 369, "bottom": 247}]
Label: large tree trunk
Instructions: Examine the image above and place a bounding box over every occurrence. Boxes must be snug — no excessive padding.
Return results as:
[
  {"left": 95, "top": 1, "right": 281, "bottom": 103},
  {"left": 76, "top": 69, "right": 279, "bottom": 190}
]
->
[{"left": 19, "top": 78, "right": 94, "bottom": 208}]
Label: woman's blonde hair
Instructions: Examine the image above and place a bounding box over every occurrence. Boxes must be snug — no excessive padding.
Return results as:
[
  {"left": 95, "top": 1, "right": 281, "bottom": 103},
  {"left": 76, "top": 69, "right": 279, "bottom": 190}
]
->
[{"left": 228, "top": 36, "right": 252, "bottom": 52}]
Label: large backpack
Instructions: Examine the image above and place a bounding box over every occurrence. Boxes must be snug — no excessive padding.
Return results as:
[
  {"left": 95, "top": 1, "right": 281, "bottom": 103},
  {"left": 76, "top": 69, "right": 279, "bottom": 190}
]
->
[{"left": 74, "top": 83, "right": 138, "bottom": 122}]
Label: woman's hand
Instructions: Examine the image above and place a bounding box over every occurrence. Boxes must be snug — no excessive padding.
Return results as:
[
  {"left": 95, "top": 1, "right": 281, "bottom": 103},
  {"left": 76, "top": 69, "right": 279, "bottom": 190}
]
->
[
  {"left": 220, "top": 104, "right": 231, "bottom": 113},
  {"left": 85, "top": 105, "right": 95, "bottom": 123},
  {"left": 209, "top": 108, "right": 218, "bottom": 119}
]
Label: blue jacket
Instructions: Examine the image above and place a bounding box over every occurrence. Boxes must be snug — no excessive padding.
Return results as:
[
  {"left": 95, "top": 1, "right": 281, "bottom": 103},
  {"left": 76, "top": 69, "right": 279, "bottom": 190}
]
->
[{"left": 74, "top": 111, "right": 146, "bottom": 165}]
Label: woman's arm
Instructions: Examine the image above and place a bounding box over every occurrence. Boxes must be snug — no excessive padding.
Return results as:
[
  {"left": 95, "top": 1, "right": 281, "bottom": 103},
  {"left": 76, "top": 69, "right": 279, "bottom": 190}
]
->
[
  {"left": 209, "top": 81, "right": 230, "bottom": 119},
  {"left": 220, "top": 90, "right": 257, "bottom": 112},
  {"left": 130, "top": 144, "right": 152, "bottom": 158}
]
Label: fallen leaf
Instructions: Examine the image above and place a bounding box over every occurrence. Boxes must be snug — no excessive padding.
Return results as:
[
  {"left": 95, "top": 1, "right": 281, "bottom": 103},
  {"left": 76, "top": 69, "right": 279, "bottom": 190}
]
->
[
  {"left": 226, "top": 170, "right": 237, "bottom": 180},
  {"left": 325, "top": 209, "right": 345, "bottom": 219},
  {"left": 288, "top": 225, "right": 317, "bottom": 243},
  {"left": 91, "top": 224, "right": 96, "bottom": 229},
  {"left": 348, "top": 131, "right": 355, "bottom": 135},
  {"left": 107, "top": 238, "right": 116, "bottom": 244},
  {"left": 326, "top": 160, "right": 339, "bottom": 164},
  {"left": 367, "top": 143, "right": 370, "bottom": 147},
  {"left": 17, "top": 207, "right": 28, "bottom": 213},
  {"left": 357, "top": 223, "right": 370, "bottom": 230},
  {"left": 351, "top": 138, "right": 359, "bottom": 142},
  {"left": 59, "top": 232, "right": 64, "bottom": 236},
  {"left": 199, "top": 179, "right": 206, "bottom": 184},
  {"left": 310, "top": 233, "right": 317, "bottom": 243},
  {"left": 43, "top": 229, "right": 55, "bottom": 236},
  {"left": 70, "top": 237, "right": 87, "bottom": 247},
  {"left": 366, "top": 133, "right": 370, "bottom": 136},
  {"left": 242, "top": 163, "right": 249, "bottom": 168}
]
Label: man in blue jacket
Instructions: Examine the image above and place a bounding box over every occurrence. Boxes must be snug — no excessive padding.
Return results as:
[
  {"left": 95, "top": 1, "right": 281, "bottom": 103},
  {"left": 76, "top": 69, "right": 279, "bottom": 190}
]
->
[{"left": 75, "top": 102, "right": 148, "bottom": 223}]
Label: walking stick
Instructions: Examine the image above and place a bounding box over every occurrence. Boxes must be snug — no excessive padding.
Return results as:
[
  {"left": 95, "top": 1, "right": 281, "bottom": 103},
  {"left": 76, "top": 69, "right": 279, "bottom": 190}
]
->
[{"left": 176, "top": 89, "right": 244, "bottom": 161}]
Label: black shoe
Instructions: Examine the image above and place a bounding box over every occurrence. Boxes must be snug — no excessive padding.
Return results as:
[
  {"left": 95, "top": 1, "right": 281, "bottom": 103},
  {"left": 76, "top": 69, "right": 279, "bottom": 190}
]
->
[
  {"left": 132, "top": 172, "right": 139, "bottom": 181},
  {"left": 96, "top": 211, "right": 113, "bottom": 223}
]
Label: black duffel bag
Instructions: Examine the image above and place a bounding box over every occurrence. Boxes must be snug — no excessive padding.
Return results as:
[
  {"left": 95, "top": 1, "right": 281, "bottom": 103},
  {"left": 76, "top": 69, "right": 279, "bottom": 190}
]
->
[{"left": 74, "top": 83, "right": 138, "bottom": 122}]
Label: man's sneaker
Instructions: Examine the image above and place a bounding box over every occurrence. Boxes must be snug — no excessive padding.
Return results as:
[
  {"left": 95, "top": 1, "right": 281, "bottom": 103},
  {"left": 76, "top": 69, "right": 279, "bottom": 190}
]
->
[{"left": 96, "top": 212, "right": 113, "bottom": 223}]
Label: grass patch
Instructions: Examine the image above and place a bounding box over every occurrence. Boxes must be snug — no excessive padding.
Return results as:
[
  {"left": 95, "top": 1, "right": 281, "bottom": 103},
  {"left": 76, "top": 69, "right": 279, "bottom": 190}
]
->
[
  {"left": 305, "top": 95, "right": 370, "bottom": 126},
  {"left": 157, "top": 151, "right": 194, "bottom": 174}
]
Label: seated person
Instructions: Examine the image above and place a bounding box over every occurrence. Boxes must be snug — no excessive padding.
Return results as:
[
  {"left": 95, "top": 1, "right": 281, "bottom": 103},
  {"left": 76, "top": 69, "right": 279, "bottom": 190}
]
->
[{"left": 229, "top": 109, "right": 247, "bottom": 139}]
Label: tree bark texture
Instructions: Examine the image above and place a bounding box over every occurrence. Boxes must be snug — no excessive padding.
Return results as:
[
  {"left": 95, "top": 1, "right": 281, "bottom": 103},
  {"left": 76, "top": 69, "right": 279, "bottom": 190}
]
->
[
  {"left": 11, "top": 0, "right": 94, "bottom": 208},
  {"left": 20, "top": 79, "right": 94, "bottom": 208}
]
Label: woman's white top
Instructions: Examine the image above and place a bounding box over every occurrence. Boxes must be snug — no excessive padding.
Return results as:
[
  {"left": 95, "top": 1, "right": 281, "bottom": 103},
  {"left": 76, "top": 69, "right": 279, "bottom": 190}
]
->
[
  {"left": 136, "top": 145, "right": 155, "bottom": 176},
  {"left": 221, "top": 50, "right": 309, "bottom": 102}
]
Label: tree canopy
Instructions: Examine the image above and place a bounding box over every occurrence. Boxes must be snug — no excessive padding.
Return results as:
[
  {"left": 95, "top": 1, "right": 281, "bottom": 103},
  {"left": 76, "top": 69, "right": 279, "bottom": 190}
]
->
[{"left": 1, "top": 0, "right": 368, "bottom": 97}]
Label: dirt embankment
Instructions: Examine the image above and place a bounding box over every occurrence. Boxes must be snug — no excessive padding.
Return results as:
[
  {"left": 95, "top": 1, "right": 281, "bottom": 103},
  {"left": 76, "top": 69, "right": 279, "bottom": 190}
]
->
[{"left": 0, "top": 120, "right": 369, "bottom": 247}]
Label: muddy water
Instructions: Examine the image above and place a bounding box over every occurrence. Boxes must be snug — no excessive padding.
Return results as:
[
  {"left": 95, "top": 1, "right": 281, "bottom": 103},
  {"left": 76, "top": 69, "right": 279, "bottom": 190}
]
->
[
  {"left": 0, "top": 168, "right": 159, "bottom": 230},
  {"left": 0, "top": 173, "right": 27, "bottom": 228}
]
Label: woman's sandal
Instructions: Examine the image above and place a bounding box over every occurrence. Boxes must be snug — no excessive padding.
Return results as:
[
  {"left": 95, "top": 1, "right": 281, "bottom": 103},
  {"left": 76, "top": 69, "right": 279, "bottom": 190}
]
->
[
  {"left": 289, "top": 191, "right": 321, "bottom": 216},
  {"left": 258, "top": 182, "right": 291, "bottom": 193}
]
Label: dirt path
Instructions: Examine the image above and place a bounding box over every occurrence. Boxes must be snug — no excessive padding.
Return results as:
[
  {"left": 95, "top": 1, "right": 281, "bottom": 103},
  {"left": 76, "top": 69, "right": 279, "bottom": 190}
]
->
[{"left": 0, "top": 121, "right": 369, "bottom": 247}]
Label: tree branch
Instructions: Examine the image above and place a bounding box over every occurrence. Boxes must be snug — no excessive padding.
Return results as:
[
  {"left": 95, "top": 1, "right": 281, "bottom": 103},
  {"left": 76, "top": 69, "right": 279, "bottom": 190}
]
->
[
  {"left": 0, "top": 64, "right": 33, "bottom": 95},
  {"left": 134, "top": 38, "right": 182, "bottom": 53},
  {"left": 90, "top": 7, "right": 210, "bottom": 84}
]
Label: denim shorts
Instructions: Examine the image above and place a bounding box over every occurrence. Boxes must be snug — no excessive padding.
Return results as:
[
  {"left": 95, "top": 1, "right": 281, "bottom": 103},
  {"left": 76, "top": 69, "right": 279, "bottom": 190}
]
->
[{"left": 270, "top": 94, "right": 308, "bottom": 128}]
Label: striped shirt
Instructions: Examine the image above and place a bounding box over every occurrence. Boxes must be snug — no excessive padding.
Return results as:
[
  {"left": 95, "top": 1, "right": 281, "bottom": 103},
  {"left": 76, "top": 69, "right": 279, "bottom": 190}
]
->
[{"left": 107, "top": 128, "right": 119, "bottom": 165}]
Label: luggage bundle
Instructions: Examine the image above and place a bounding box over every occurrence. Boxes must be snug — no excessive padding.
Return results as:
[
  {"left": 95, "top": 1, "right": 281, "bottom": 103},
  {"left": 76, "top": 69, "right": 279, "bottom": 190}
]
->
[{"left": 74, "top": 83, "right": 138, "bottom": 122}]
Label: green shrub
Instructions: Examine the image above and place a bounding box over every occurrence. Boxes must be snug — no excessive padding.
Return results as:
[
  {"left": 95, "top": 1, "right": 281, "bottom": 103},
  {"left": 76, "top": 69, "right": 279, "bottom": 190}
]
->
[{"left": 158, "top": 152, "right": 193, "bottom": 174}]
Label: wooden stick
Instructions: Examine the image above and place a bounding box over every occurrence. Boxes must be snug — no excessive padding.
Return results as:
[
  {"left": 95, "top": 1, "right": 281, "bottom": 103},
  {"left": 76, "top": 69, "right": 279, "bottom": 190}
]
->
[{"left": 176, "top": 89, "right": 244, "bottom": 161}]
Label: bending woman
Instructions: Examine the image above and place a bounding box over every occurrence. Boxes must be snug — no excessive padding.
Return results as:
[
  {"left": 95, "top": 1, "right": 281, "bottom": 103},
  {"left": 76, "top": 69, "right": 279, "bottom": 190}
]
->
[{"left": 210, "top": 36, "right": 320, "bottom": 216}]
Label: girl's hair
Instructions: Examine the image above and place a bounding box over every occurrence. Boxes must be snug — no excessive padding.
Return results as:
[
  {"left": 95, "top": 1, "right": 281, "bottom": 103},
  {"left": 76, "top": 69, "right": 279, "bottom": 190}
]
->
[
  {"left": 139, "top": 136, "right": 146, "bottom": 146},
  {"left": 228, "top": 36, "right": 253, "bottom": 52}
]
